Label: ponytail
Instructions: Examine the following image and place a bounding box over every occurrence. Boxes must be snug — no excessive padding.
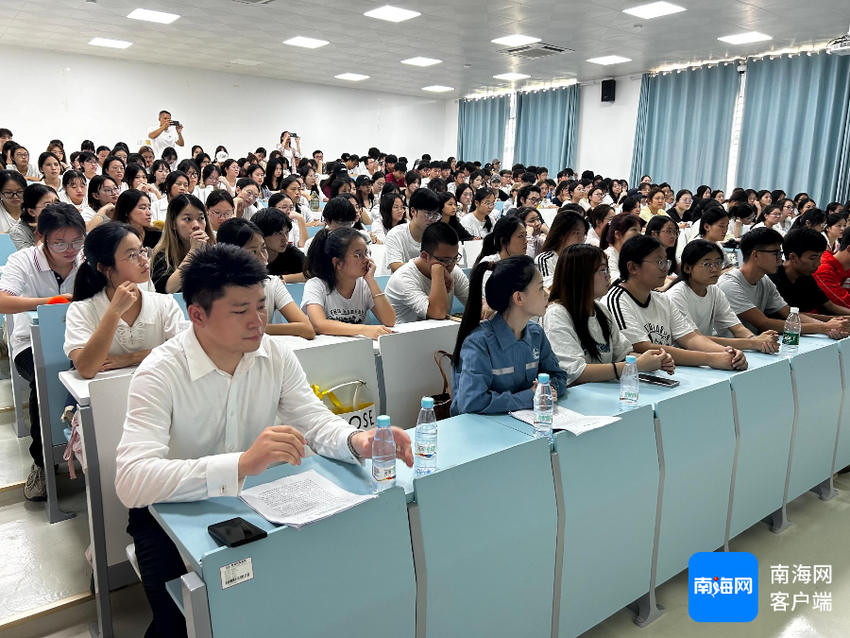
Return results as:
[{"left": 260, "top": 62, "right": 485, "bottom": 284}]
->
[
  {"left": 72, "top": 261, "right": 109, "bottom": 302},
  {"left": 303, "top": 227, "right": 361, "bottom": 293},
  {"left": 452, "top": 255, "right": 537, "bottom": 363},
  {"left": 474, "top": 216, "right": 525, "bottom": 267},
  {"left": 72, "top": 222, "right": 140, "bottom": 301}
]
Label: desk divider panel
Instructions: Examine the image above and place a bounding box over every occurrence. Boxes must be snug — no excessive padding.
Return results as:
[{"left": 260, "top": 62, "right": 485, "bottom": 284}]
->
[
  {"left": 200, "top": 486, "right": 415, "bottom": 638},
  {"left": 835, "top": 340, "right": 850, "bottom": 472},
  {"left": 727, "top": 359, "right": 795, "bottom": 539},
  {"left": 412, "top": 435, "right": 557, "bottom": 638},
  {"left": 787, "top": 342, "right": 842, "bottom": 502},
  {"left": 654, "top": 379, "right": 736, "bottom": 586},
  {"left": 553, "top": 404, "right": 659, "bottom": 638}
]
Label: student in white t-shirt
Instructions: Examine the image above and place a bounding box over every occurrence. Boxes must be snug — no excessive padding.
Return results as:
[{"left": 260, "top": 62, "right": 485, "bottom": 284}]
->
[
  {"left": 603, "top": 235, "right": 748, "bottom": 370},
  {"left": 301, "top": 227, "right": 396, "bottom": 339},
  {"left": 599, "top": 212, "right": 642, "bottom": 282},
  {"left": 194, "top": 164, "right": 219, "bottom": 205},
  {"left": 542, "top": 244, "right": 674, "bottom": 385},
  {"left": 460, "top": 187, "right": 497, "bottom": 239},
  {"left": 385, "top": 222, "right": 470, "bottom": 323},
  {"left": 384, "top": 188, "right": 442, "bottom": 272},
  {"left": 151, "top": 170, "right": 190, "bottom": 224},
  {"left": 665, "top": 239, "right": 780, "bottom": 353},
  {"left": 147, "top": 110, "right": 184, "bottom": 159},
  {"left": 534, "top": 211, "right": 590, "bottom": 288},
  {"left": 234, "top": 178, "right": 261, "bottom": 221},
  {"left": 64, "top": 223, "right": 184, "bottom": 379},
  {"left": 81, "top": 175, "right": 120, "bottom": 226},
  {"left": 216, "top": 218, "right": 315, "bottom": 339}
]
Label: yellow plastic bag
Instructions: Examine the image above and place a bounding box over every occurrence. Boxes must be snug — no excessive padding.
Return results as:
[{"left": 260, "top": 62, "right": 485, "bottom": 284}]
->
[{"left": 311, "top": 380, "right": 376, "bottom": 430}]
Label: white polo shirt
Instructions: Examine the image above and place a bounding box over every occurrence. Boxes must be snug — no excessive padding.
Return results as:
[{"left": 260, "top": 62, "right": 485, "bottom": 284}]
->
[
  {"left": 115, "top": 328, "right": 362, "bottom": 509},
  {"left": 385, "top": 259, "right": 470, "bottom": 323},
  {"left": 384, "top": 224, "right": 421, "bottom": 269},
  {"left": 147, "top": 125, "right": 179, "bottom": 159},
  {"left": 0, "top": 244, "right": 81, "bottom": 355}
]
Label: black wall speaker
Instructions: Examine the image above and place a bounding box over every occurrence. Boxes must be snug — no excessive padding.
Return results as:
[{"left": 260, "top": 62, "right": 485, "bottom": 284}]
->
[{"left": 601, "top": 79, "right": 616, "bottom": 102}]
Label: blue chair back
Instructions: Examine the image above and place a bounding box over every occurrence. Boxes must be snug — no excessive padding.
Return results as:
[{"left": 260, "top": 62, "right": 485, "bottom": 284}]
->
[
  {"left": 307, "top": 226, "right": 323, "bottom": 238},
  {"left": 494, "top": 200, "right": 504, "bottom": 212},
  {"left": 0, "top": 234, "right": 16, "bottom": 265},
  {"left": 287, "top": 283, "right": 305, "bottom": 309},
  {"left": 34, "top": 304, "right": 71, "bottom": 447},
  {"left": 172, "top": 293, "right": 189, "bottom": 319}
]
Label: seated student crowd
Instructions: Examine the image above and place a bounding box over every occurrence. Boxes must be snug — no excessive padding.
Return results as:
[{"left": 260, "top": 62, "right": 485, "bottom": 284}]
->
[{"left": 5, "top": 125, "right": 850, "bottom": 634}]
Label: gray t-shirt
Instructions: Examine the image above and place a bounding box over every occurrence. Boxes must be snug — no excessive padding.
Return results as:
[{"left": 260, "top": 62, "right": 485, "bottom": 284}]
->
[{"left": 716, "top": 268, "right": 787, "bottom": 335}]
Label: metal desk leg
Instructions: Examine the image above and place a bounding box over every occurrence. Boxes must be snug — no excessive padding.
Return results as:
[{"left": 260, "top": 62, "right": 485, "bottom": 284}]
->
[{"left": 181, "top": 572, "right": 213, "bottom": 638}]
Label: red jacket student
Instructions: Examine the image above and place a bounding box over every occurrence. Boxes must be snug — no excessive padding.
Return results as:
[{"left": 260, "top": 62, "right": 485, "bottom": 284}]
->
[{"left": 814, "top": 249, "right": 850, "bottom": 309}]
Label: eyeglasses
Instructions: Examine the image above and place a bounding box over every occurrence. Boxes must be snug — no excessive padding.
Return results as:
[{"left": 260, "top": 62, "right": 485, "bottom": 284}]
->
[
  {"left": 352, "top": 249, "right": 371, "bottom": 260},
  {"left": 49, "top": 238, "right": 85, "bottom": 252},
  {"left": 659, "top": 228, "right": 678, "bottom": 236},
  {"left": 209, "top": 208, "right": 235, "bottom": 219},
  {"left": 596, "top": 266, "right": 611, "bottom": 277},
  {"left": 757, "top": 249, "right": 783, "bottom": 260},
  {"left": 642, "top": 259, "right": 672, "bottom": 270},
  {"left": 100, "top": 187, "right": 121, "bottom": 195},
  {"left": 697, "top": 260, "right": 725, "bottom": 270},
  {"left": 275, "top": 205, "right": 294, "bottom": 213},
  {"left": 1, "top": 190, "right": 24, "bottom": 199},
  {"left": 117, "top": 247, "right": 151, "bottom": 266},
  {"left": 186, "top": 172, "right": 198, "bottom": 179},
  {"left": 426, "top": 251, "right": 462, "bottom": 267},
  {"left": 418, "top": 210, "right": 441, "bottom": 222}
]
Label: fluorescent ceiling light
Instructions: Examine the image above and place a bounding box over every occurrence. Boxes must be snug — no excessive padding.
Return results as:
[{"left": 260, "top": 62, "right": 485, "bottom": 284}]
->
[
  {"left": 283, "top": 36, "right": 329, "bottom": 49},
  {"left": 587, "top": 55, "right": 632, "bottom": 65},
  {"left": 422, "top": 85, "right": 453, "bottom": 92},
  {"left": 364, "top": 5, "right": 420, "bottom": 22},
  {"left": 335, "top": 73, "right": 370, "bottom": 81},
  {"left": 401, "top": 56, "right": 442, "bottom": 67},
  {"left": 89, "top": 37, "right": 132, "bottom": 49},
  {"left": 127, "top": 8, "right": 180, "bottom": 24},
  {"left": 623, "top": 2, "right": 685, "bottom": 19},
  {"left": 229, "top": 59, "right": 262, "bottom": 66},
  {"left": 491, "top": 34, "right": 541, "bottom": 47},
  {"left": 718, "top": 32, "right": 772, "bottom": 45},
  {"left": 493, "top": 72, "right": 530, "bottom": 81}
]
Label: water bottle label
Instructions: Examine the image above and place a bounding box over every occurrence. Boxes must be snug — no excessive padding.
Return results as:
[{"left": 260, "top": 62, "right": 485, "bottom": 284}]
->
[
  {"left": 782, "top": 332, "right": 800, "bottom": 346},
  {"left": 372, "top": 463, "right": 396, "bottom": 483},
  {"left": 535, "top": 413, "right": 553, "bottom": 425},
  {"left": 620, "top": 390, "right": 639, "bottom": 402},
  {"left": 415, "top": 442, "right": 436, "bottom": 459}
]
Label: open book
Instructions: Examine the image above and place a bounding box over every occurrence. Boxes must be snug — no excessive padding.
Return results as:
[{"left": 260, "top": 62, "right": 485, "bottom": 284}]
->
[{"left": 509, "top": 406, "right": 620, "bottom": 436}]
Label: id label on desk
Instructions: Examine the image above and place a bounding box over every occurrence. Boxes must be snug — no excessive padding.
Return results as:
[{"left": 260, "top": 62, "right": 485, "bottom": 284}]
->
[{"left": 220, "top": 557, "right": 254, "bottom": 590}]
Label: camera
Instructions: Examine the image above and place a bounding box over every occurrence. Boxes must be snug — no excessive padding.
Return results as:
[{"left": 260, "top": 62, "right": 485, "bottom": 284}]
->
[
  {"left": 171, "top": 120, "right": 181, "bottom": 127},
  {"left": 290, "top": 132, "right": 298, "bottom": 139}
]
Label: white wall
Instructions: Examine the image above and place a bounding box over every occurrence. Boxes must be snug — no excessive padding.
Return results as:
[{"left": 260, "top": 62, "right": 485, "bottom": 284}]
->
[
  {"left": 575, "top": 75, "right": 642, "bottom": 180},
  {"left": 443, "top": 100, "right": 459, "bottom": 159},
  {"left": 2, "top": 47, "right": 454, "bottom": 163}
]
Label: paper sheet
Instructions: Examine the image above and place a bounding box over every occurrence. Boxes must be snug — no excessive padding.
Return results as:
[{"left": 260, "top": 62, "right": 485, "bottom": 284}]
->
[
  {"left": 509, "top": 406, "right": 620, "bottom": 436},
  {"left": 240, "top": 470, "right": 375, "bottom": 529}
]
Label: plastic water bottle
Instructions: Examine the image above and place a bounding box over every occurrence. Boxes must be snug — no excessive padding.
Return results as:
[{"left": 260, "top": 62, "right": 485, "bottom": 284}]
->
[
  {"left": 781, "top": 307, "right": 802, "bottom": 357},
  {"left": 371, "top": 415, "right": 396, "bottom": 492},
  {"left": 310, "top": 190, "right": 320, "bottom": 212},
  {"left": 619, "top": 355, "right": 640, "bottom": 412},
  {"left": 533, "top": 373, "right": 554, "bottom": 441},
  {"left": 414, "top": 397, "right": 438, "bottom": 475}
]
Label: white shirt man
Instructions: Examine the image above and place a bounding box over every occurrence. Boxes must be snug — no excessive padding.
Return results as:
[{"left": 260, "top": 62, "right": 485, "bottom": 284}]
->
[{"left": 147, "top": 110, "right": 184, "bottom": 159}]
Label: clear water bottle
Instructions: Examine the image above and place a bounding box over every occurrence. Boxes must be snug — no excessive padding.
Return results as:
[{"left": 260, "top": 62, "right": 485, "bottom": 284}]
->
[
  {"left": 619, "top": 355, "right": 640, "bottom": 412},
  {"left": 781, "top": 307, "right": 802, "bottom": 357},
  {"left": 414, "top": 397, "right": 438, "bottom": 475},
  {"left": 310, "top": 190, "right": 320, "bottom": 212},
  {"left": 371, "top": 415, "right": 396, "bottom": 493},
  {"left": 533, "top": 373, "right": 554, "bottom": 441}
]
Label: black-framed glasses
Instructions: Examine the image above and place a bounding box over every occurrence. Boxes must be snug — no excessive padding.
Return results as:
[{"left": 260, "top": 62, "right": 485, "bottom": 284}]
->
[
  {"left": 1, "top": 190, "right": 24, "bottom": 199},
  {"left": 757, "top": 249, "right": 783, "bottom": 260},
  {"left": 426, "top": 251, "right": 462, "bottom": 267}
]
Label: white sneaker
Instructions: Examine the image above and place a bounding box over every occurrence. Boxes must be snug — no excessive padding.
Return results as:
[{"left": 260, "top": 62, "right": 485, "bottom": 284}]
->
[{"left": 24, "top": 463, "right": 46, "bottom": 502}]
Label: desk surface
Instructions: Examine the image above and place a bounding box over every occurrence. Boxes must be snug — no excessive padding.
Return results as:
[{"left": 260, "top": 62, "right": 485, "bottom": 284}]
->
[
  {"left": 59, "top": 368, "right": 138, "bottom": 406},
  {"left": 151, "top": 412, "right": 531, "bottom": 573}
]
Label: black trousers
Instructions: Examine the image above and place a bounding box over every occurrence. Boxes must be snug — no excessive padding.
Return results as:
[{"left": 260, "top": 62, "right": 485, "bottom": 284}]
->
[
  {"left": 14, "top": 348, "right": 42, "bottom": 468},
  {"left": 127, "top": 507, "right": 189, "bottom": 638}
]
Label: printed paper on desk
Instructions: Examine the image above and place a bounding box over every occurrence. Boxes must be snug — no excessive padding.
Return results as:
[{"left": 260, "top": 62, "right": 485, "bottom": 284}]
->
[
  {"left": 240, "top": 470, "right": 375, "bottom": 529},
  {"left": 509, "top": 406, "right": 620, "bottom": 436}
]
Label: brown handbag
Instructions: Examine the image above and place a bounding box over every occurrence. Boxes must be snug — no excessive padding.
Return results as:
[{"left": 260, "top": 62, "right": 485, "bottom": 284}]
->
[{"left": 431, "top": 350, "right": 453, "bottom": 421}]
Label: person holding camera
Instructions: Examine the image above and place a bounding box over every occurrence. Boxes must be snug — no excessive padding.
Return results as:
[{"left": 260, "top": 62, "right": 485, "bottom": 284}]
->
[
  {"left": 275, "top": 131, "right": 301, "bottom": 166},
  {"left": 147, "top": 110, "right": 184, "bottom": 161}
]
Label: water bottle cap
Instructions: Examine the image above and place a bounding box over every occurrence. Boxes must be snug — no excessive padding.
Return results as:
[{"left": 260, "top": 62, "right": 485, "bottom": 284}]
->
[
  {"left": 790, "top": 307, "right": 799, "bottom": 314},
  {"left": 625, "top": 355, "right": 637, "bottom": 363},
  {"left": 538, "top": 373, "right": 550, "bottom": 383},
  {"left": 377, "top": 415, "right": 391, "bottom": 428},
  {"left": 421, "top": 397, "right": 434, "bottom": 408}
]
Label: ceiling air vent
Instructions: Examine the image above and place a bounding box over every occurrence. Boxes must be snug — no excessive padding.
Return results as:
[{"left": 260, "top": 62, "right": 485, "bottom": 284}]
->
[
  {"left": 230, "top": 0, "right": 276, "bottom": 5},
  {"left": 499, "top": 43, "right": 572, "bottom": 60}
]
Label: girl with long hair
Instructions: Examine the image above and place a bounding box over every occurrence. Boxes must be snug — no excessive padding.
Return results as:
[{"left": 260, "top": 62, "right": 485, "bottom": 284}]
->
[{"left": 149, "top": 194, "right": 214, "bottom": 293}]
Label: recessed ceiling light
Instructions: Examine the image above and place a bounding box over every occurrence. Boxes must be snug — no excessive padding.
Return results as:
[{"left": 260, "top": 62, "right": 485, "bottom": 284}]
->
[
  {"left": 491, "top": 34, "right": 541, "bottom": 47},
  {"left": 283, "top": 36, "right": 329, "bottom": 49},
  {"left": 401, "top": 57, "right": 442, "bottom": 67},
  {"left": 622, "top": 2, "right": 685, "bottom": 20},
  {"left": 493, "top": 72, "right": 530, "bottom": 81},
  {"left": 587, "top": 55, "right": 632, "bottom": 65},
  {"left": 127, "top": 8, "right": 180, "bottom": 24},
  {"left": 422, "top": 85, "right": 453, "bottom": 92},
  {"left": 229, "top": 59, "right": 263, "bottom": 66},
  {"left": 88, "top": 37, "right": 132, "bottom": 49},
  {"left": 718, "top": 32, "right": 772, "bottom": 45},
  {"left": 335, "top": 73, "right": 370, "bottom": 81},
  {"left": 364, "top": 5, "right": 421, "bottom": 22}
]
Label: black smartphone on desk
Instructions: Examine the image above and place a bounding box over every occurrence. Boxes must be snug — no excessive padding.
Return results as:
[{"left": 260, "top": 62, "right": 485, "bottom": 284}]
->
[
  {"left": 638, "top": 373, "right": 680, "bottom": 388},
  {"left": 208, "top": 517, "right": 267, "bottom": 548}
]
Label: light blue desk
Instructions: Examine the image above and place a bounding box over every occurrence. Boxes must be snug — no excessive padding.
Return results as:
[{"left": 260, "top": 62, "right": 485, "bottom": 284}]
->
[{"left": 835, "top": 339, "right": 850, "bottom": 472}]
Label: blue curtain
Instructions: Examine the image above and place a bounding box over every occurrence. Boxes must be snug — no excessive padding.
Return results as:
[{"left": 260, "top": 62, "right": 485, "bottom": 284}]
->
[
  {"left": 513, "top": 85, "right": 581, "bottom": 174},
  {"left": 456, "top": 96, "right": 509, "bottom": 164},
  {"left": 635, "top": 65, "right": 739, "bottom": 191},
  {"left": 629, "top": 74, "right": 650, "bottom": 187},
  {"left": 737, "top": 52, "right": 850, "bottom": 206}
]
